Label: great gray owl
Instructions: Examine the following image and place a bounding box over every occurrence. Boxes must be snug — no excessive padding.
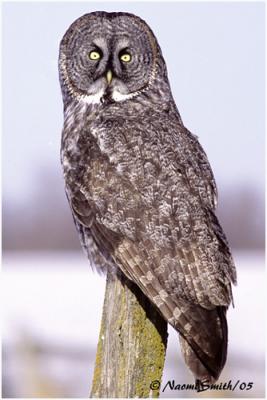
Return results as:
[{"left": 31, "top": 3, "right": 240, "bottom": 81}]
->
[{"left": 59, "top": 11, "right": 236, "bottom": 383}]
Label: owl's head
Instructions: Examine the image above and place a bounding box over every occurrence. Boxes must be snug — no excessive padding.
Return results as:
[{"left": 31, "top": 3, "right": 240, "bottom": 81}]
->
[{"left": 59, "top": 12, "right": 168, "bottom": 105}]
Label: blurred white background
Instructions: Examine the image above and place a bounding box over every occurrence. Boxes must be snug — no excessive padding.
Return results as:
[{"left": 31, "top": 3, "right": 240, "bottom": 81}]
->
[{"left": 2, "top": 1, "right": 265, "bottom": 398}]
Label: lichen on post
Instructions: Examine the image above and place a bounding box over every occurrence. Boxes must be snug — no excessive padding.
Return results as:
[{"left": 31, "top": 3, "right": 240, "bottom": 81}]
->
[{"left": 90, "top": 270, "right": 168, "bottom": 398}]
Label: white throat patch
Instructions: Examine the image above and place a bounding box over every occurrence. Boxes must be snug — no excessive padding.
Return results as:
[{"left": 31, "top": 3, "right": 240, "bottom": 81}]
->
[
  {"left": 79, "top": 88, "right": 138, "bottom": 105},
  {"left": 111, "top": 90, "right": 138, "bottom": 102},
  {"left": 80, "top": 89, "right": 105, "bottom": 105}
]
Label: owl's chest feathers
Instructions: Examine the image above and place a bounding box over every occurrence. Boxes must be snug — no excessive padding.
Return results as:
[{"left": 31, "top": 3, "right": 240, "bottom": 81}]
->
[
  {"left": 62, "top": 101, "right": 187, "bottom": 209},
  {"left": 90, "top": 115, "right": 178, "bottom": 187},
  {"left": 64, "top": 102, "right": 164, "bottom": 165}
]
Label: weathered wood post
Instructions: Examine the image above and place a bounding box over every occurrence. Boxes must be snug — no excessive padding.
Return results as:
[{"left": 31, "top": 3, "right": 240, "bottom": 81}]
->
[{"left": 91, "top": 271, "right": 168, "bottom": 398}]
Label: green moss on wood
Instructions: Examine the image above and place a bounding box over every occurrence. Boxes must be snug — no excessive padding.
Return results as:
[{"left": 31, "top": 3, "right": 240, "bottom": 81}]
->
[{"left": 91, "top": 273, "right": 168, "bottom": 398}]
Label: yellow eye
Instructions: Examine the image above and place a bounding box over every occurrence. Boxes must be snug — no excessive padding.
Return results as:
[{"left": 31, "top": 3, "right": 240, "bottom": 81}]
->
[
  {"left": 89, "top": 51, "right": 101, "bottom": 60},
  {"left": 120, "top": 53, "right": 131, "bottom": 63}
]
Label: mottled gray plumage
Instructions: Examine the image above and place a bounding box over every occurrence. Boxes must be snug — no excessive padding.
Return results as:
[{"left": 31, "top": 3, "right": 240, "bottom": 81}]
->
[{"left": 59, "top": 11, "right": 236, "bottom": 382}]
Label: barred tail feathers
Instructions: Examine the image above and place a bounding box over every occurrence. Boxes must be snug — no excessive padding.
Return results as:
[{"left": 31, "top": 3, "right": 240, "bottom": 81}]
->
[{"left": 176, "top": 305, "right": 228, "bottom": 382}]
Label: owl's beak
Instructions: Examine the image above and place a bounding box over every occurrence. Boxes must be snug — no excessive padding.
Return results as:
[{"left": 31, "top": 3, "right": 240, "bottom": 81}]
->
[{"left": 106, "top": 70, "right": 113, "bottom": 84}]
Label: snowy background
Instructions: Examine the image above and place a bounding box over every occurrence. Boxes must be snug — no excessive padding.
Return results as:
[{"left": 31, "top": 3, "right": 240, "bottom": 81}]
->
[
  {"left": 2, "top": 251, "right": 265, "bottom": 398},
  {"left": 2, "top": 1, "right": 265, "bottom": 398}
]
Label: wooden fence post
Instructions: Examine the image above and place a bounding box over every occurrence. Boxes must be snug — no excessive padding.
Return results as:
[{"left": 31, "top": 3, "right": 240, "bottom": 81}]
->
[{"left": 91, "top": 271, "right": 168, "bottom": 398}]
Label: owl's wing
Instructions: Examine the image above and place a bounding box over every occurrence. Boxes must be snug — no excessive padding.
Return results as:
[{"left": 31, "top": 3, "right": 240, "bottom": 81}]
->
[
  {"left": 65, "top": 188, "right": 117, "bottom": 274},
  {"left": 66, "top": 121, "right": 236, "bottom": 381},
  {"left": 182, "top": 127, "right": 218, "bottom": 210},
  {"left": 76, "top": 203, "right": 230, "bottom": 381},
  {"left": 67, "top": 118, "right": 236, "bottom": 308}
]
